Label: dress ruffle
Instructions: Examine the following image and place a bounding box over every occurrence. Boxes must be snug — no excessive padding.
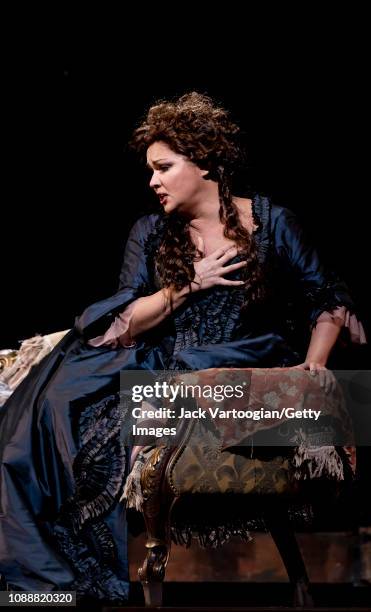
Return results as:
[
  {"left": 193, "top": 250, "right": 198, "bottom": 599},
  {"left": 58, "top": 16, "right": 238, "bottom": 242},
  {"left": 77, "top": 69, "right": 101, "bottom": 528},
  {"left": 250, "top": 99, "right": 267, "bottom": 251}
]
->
[{"left": 315, "top": 306, "right": 367, "bottom": 344}]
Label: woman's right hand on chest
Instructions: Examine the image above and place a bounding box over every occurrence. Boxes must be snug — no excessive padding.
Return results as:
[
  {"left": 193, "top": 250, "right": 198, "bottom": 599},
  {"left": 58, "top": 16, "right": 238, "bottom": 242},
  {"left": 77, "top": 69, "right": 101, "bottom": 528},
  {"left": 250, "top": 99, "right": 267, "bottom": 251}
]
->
[{"left": 192, "top": 241, "right": 247, "bottom": 291}]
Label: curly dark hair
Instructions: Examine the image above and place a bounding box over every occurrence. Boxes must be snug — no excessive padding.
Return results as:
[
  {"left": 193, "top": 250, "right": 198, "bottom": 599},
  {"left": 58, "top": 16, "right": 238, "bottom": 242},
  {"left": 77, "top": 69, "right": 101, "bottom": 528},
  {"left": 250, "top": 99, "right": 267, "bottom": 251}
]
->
[{"left": 131, "top": 92, "right": 264, "bottom": 305}]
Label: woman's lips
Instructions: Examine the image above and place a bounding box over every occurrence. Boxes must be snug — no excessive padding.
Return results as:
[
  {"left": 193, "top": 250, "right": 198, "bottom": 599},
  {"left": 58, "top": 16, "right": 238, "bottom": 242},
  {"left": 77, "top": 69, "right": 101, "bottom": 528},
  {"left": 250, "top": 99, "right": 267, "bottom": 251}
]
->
[{"left": 159, "top": 194, "right": 168, "bottom": 205}]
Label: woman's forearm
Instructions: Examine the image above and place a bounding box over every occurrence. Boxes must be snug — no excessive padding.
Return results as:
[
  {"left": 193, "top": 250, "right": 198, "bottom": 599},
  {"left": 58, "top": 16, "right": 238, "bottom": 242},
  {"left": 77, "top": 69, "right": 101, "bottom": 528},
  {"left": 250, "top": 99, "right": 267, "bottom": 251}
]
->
[
  {"left": 305, "top": 320, "right": 342, "bottom": 366},
  {"left": 129, "top": 283, "right": 198, "bottom": 338}
]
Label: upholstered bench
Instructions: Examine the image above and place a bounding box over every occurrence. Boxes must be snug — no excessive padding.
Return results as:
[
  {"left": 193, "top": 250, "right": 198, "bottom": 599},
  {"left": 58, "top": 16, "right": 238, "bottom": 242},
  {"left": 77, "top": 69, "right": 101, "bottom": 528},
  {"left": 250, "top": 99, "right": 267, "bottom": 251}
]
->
[{"left": 124, "top": 367, "right": 354, "bottom": 607}]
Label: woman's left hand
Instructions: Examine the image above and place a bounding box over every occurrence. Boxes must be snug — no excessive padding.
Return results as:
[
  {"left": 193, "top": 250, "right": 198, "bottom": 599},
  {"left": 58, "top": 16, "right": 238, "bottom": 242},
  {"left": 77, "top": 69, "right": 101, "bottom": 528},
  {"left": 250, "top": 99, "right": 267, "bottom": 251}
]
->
[{"left": 292, "top": 361, "right": 337, "bottom": 394}]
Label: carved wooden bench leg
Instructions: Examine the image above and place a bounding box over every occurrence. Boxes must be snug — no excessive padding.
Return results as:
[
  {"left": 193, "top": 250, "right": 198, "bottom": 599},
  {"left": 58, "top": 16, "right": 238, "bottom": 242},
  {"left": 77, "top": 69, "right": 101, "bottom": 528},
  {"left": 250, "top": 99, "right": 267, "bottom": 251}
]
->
[
  {"left": 265, "top": 504, "right": 314, "bottom": 608},
  {"left": 138, "top": 536, "right": 170, "bottom": 607},
  {"left": 138, "top": 446, "right": 176, "bottom": 607}
]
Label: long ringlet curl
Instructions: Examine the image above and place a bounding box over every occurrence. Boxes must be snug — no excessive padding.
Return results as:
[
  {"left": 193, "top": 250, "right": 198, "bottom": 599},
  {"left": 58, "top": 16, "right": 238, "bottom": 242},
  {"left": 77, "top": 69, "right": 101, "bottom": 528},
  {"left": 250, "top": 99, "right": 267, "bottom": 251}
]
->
[
  {"left": 215, "top": 165, "right": 265, "bottom": 306},
  {"left": 130, "top": 92, "right": 266, "bottom": 308}
]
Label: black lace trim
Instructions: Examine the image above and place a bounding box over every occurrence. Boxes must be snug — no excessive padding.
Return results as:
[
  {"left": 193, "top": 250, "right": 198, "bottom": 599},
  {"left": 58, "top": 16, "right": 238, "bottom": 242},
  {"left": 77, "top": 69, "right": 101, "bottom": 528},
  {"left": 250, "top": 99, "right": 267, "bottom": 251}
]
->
[
  {"left": 303, "top": 278, "right": 356, "bottom": 327},
  {"left": 52, "top": 392, "right": 129, "bottom": 602},
  {"left": 170, "top": 503, "right": 313, "bottom": 548},
  {"left": 251, "top": 194, "right": 272, "bottom": 265}
]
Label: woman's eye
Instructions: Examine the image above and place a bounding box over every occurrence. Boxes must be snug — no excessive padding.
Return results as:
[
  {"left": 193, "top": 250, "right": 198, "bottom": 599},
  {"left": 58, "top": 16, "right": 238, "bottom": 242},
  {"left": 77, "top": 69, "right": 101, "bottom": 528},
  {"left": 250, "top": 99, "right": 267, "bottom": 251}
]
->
[{"left": 159, "top": 165, "right": 170, "bottom": 172}]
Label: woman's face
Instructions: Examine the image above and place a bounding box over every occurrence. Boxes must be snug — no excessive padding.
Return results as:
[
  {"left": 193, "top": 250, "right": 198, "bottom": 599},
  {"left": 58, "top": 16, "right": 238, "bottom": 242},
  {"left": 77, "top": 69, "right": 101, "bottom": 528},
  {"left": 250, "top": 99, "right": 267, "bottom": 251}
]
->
[{"left": 146, "top": 141, "right": 208, "bottom": 214}]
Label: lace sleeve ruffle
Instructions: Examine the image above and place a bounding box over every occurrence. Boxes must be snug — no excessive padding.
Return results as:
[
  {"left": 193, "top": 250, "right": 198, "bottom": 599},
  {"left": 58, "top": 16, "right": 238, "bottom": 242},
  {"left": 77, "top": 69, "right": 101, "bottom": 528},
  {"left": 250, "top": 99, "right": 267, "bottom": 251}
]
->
[
  {"left": 314, "top": 305, "right": 367, "bottom": 345},
  {"left": 88, "top": 300, "right": 138, "bottom": 349}
]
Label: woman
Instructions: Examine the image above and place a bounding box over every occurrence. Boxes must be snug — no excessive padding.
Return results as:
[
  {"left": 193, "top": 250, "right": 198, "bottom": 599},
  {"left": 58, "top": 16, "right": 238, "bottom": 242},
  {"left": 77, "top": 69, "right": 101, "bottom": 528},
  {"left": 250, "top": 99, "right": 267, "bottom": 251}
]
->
[
  {"left": 91, "top": 92, "right": 365, "bottom": 373},
  {"left": 0, "top": 92, "right": 366, "bottom": 603}
]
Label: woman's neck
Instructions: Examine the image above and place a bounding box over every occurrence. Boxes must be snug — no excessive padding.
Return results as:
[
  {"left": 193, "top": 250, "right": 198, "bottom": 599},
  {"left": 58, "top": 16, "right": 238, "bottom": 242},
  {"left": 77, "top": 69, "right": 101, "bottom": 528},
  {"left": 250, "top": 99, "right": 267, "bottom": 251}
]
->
[
  {"left": 188, "top": 205, "right": 221, "bottom": 233},
  {"left": 187, "top": 195, "right": 254, "bottom": 236},
  {"left": 178, "top": 180, "right": 220, "bottom": 228}
]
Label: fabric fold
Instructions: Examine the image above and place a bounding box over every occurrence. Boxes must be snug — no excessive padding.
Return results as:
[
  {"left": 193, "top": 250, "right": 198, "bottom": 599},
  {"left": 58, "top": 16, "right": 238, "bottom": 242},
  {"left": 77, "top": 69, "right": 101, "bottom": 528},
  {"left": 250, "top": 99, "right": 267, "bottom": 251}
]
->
[{"left": 315, "top": 306, "right": 367, "bottom": 344}]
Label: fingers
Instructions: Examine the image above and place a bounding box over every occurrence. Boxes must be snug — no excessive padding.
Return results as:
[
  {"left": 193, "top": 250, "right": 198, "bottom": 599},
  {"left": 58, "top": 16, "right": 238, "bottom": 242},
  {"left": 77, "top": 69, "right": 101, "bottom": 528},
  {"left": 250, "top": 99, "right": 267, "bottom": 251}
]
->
[
  {"left": 212, "top": 245, "right": 238, "bottom": 262},
  {"left": 196, "top": 235, "right": 205, "bottom": 255},
  {"left": 292, "top": 362, "right": 337, "bottom": 394},
  {"left": 220, "top": 260, "right": 248, "bottom": 274},
  {"left": 318, "top": 369, "right": 336, "bottom": 394},
  {"left": 308, "top": 363, "right": 337, "bottom": 394},
  {"left": 320, "top": 369, "right": 337, "bottom": 394},
  {"left": 217, "top": 278, "right": 246, "bottom": 287}
]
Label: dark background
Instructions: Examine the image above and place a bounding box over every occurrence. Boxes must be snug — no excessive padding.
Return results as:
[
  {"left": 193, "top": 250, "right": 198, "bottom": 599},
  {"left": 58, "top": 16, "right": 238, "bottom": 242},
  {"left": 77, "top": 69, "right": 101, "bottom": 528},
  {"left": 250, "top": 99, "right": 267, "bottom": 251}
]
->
[{"left": 2, "top": 18, "right": 370, "bottom": 358}]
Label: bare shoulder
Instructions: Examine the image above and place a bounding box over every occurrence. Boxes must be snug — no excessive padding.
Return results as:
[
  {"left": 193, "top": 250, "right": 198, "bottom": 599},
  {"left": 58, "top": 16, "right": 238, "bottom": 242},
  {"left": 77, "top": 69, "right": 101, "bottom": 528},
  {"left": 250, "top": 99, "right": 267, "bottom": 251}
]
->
[{"left": 233, "top": 197, "right": 257, "bottom": 234}]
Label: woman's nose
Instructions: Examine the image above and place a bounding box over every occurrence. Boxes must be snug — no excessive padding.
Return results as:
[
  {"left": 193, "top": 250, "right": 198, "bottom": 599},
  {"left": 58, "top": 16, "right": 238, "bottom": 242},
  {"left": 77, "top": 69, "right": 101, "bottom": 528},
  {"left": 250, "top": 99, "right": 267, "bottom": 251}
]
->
[{"left": 149, "top": 171, "right": 160, "bottom": 189}]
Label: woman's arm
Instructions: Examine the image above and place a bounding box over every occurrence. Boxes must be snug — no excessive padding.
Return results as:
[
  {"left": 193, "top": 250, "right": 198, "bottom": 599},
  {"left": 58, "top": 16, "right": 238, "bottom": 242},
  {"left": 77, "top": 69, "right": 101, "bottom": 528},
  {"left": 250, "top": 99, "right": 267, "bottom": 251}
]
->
[
  {"left": 77, "top": 216, "right": 155, "bottom": 339},
  {"left": 294, "top": 320, "right": 341, "bottom": 392},
  {"left": 303, "top": 319, "right": 342, "bottom": 367},
  {"left": 87, "top": 230, "right": 246, "bottom": 348},
  {"left": 275, "top": 208, "right": 366, "bottom": 389},
  {"left": 128, "top": 285, "right": 193, "bottom": 337}
]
